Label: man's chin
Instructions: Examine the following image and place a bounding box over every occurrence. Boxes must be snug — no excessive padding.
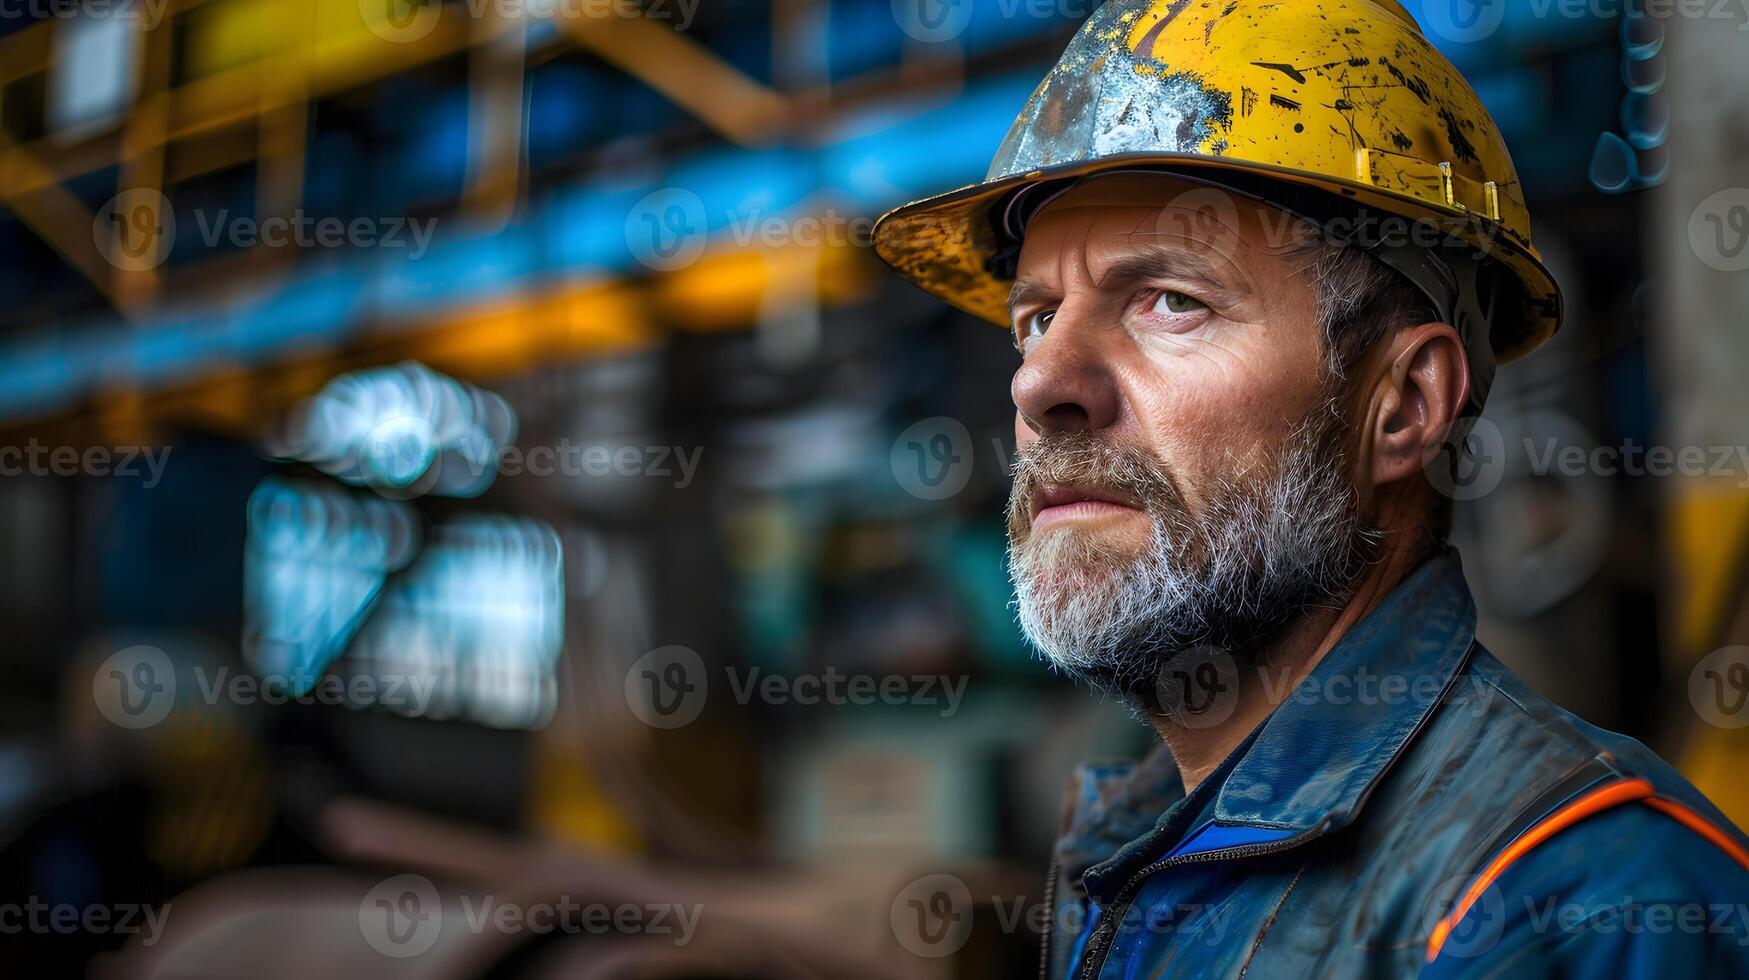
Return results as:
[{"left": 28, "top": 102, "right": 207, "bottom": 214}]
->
[
  {"left": 1016, "top": 523, "right": 1153, "bottom": 566},
  {"left": 1014, "top": 554, "right": 1128, "bottom": 600},
  {"left": 1012, "top": 559, "right": 1138, "bottom": 659}
]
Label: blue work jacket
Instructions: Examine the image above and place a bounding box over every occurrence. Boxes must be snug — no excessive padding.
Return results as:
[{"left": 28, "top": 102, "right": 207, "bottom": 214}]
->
[{"left": 1046, "top": 552, "right": 1749, "bottom": 979}]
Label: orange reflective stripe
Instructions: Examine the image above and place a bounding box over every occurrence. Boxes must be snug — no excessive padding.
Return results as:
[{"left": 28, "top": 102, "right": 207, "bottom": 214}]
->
[
  {"left": 1643, "top": 796, "right": 1749, "bottom": 873},
  {"left": 1425, "top": 778, "right": 1654, "bottom": 963},
  {"left": 1425, "top": 778, "right": 1749, "bottom": 963}
]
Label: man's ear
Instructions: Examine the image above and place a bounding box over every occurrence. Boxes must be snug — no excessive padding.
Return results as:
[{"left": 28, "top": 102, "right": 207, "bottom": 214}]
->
[{"left": 1364, "top": 322, "right": 1471, "bottom": 491}]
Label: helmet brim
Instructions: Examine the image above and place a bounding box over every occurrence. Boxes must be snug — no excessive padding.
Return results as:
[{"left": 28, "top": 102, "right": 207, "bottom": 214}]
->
[{"left": 872, "top": 152, "right": 1561, "bottom": 364}]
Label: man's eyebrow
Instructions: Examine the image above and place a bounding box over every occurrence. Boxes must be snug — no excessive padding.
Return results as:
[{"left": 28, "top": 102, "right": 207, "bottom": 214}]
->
[
  {"left": 1007, "top": 279, "right": 1054, "bottom": 320},
  {"left": 1006, "top": 247, "right": 1240, "bottom": 319},
  {"left": 1094, "top": 246, "right": 1232, "bottom": 296}
]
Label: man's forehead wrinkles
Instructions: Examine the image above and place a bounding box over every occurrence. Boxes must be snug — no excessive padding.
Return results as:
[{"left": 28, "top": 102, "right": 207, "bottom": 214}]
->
[
  {"left": 1120, "top": 206, "right": 1246, "bottom": 235},
  {"left": 1010, "top": 215, "right": 1262, "bottom": 309}
]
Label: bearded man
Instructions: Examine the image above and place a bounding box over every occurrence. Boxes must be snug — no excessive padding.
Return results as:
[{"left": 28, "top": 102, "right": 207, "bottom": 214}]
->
[{"left": 873, "top": 1, "right": 1749, "bottom": 977}]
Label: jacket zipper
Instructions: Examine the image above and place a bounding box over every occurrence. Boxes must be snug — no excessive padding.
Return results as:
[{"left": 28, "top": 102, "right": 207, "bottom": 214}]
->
[
  {"left": 1072, "top": 831, "right": 1321, "bottom": 980},
  {"left": 1038, "top": 860, "right": 1059, "bottom": 980},
  {"left": 1068, "top": 644, "right": 1480, "bottom": 978}
]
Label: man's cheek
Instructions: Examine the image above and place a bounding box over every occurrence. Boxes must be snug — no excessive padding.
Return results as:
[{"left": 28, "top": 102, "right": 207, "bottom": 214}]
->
[{"left": 1154, "top": 397, "right": 1288, "bottom": 487}]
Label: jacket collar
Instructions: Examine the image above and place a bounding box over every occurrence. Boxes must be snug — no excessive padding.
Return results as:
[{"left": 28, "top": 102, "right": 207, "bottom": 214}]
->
[
  {"left": 1213, "top": 550, "right": 1477, "bottom": 832},
  {"left": 1056, "top": 551, "right": 1478, "bottom": 893}
]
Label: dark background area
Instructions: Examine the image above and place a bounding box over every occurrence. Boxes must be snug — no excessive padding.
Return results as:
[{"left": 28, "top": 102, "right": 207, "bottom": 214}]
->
[{"left": 1, "top": 0, "right": 1745, "bottom": 976}]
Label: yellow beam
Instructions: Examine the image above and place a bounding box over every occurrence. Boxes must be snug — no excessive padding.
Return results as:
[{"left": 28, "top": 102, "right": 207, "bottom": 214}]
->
[
  {"left": 1669, "top": 483, "right": 1749, "bottom": 656},
  {"left": 0, "top": 15, "right": 474, "bottom": 200},
  {"left": 0, "top": 19, "right": 49, "bottom": 85},
  {"left": 655, "top": 237, "right": 876, "bottom": 330},
  {"left": 0, "top": 130, "right": 122, "bottom": 307},
  {"left": 461, "top": 11, "right": 529, "bottom": 231}
]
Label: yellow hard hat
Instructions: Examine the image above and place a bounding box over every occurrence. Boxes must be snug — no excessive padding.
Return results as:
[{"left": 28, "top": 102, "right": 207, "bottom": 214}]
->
[{"left": 873, "top": 0, "right": 1561, "bottom": 368}]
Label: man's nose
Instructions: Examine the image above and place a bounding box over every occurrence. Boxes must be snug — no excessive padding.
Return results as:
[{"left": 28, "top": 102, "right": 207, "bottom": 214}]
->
[{"left": 1010, "top": 310, "right": 1122, "bottom": 436}]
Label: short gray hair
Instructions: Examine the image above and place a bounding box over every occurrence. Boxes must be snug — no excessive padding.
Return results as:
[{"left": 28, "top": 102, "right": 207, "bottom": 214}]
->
[
  {"left": 1297, "top": 243, "right": 1452, "bottom": 544},
  {"left": 1301, "top": 244, "right": 1438, "bottom": 383}
]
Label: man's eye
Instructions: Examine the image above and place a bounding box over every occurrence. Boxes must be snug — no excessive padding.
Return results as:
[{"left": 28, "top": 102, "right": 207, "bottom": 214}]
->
[
  {"left": 1152, "top": 291, "right": 1206, "bottom": 315},
  {"left": 1017, "top": 309, "right": 1055, "bottom": 351}
]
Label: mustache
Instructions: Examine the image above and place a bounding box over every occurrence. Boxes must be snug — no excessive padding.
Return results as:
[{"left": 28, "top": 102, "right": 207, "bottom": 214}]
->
[{"left": 1006, "top": 432, "right": 1189, "bottom": 539}]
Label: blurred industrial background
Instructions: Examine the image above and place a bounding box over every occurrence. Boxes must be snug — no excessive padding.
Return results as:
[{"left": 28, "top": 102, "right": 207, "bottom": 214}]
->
[{"left": 1, "top": 0, "right": 1747, "bottom": 976}]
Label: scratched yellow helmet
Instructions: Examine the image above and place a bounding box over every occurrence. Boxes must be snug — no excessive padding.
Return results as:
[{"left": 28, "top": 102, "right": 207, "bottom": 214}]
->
[{"left": 873, "top": 0, "right": 1562, "bottom": 376}]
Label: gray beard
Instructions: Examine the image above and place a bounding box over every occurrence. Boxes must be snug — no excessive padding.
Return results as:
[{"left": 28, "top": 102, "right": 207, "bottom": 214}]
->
[{"left": 1005, "top": 401, "right": 1381, "bottom": 712}]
